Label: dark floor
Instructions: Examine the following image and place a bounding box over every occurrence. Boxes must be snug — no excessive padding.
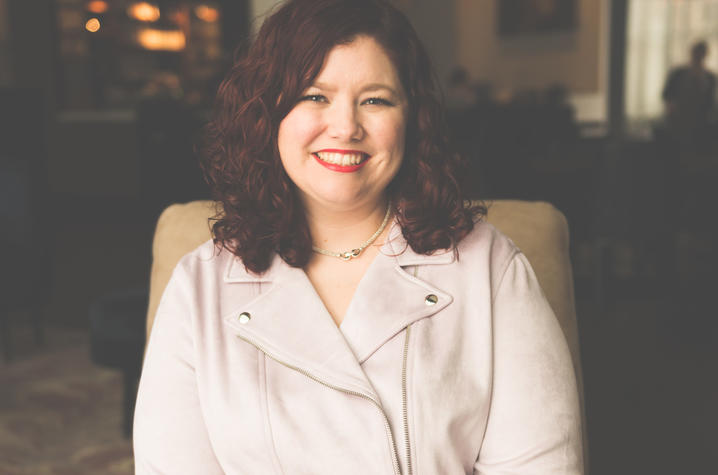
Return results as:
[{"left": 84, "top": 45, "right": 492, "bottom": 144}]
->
[
  {"left": 0, "top": 324, "right": 133, "bottom": 475},
  {"left": 579, "top": 297, "right": 717, "bottom": 475}
]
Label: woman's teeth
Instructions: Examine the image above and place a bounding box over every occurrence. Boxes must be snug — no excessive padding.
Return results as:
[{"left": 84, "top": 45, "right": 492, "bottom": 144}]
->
[{"left": 315, "top": 152, "right": 365, "bottom": 166}]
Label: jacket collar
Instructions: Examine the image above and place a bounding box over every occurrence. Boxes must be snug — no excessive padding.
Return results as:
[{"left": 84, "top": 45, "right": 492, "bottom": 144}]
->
[
  {"left": 222, "top": 220, "right": 454, "bottom": 399},
  {"left": 223, "top": 221, "right": 455, "bottom": 283},
  {"left": 224, "top": 251, "right": 289, "bottom": 284}
]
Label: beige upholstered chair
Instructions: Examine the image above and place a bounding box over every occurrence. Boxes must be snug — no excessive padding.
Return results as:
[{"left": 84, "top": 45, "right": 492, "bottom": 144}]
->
[{"left": 145, "top": 199, "right": 588, "bottom": 467}]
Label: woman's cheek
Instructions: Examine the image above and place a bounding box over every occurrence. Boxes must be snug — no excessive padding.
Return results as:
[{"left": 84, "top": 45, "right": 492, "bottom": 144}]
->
[{"left": 296, "top": 107, "right": 324, "bottom": 131}]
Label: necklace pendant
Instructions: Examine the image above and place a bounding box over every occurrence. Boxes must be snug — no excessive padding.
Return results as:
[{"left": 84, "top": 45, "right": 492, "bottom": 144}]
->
[
  {"left": 341, "top": 249, "right": 361, "bottom": 260},
  {"left": 311, "top": 201, "right": 392, "bottom": 262}
]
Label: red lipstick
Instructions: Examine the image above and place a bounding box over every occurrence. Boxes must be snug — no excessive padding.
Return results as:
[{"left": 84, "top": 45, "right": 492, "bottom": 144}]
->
[{"left": 313, "top": 149, "right": 370, "bottom": 173}]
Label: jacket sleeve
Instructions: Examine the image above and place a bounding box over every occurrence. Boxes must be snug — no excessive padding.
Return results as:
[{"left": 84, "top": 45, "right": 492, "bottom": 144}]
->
[
  {"left": 133, "top": 265, "right": 224, "bottom": 474},
  {"left": 474, "top": 252, "right": 584, "bottom": 474}
]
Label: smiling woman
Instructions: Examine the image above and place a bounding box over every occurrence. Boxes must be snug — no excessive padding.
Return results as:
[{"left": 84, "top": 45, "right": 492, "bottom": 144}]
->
[
  {"left": 198, "top": 0, "right": 479, "bottom": 274},
  {"left": 278, "top": 35, "right": 408, "bottom": 213},
  {"left": 133, "top": 1, "right": 584, "bottom": 473}
]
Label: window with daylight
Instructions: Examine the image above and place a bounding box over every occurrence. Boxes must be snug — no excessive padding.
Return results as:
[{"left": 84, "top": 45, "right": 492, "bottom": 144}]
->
[{"left": 625, "top": 0, "right": 718, "bottom": 130}]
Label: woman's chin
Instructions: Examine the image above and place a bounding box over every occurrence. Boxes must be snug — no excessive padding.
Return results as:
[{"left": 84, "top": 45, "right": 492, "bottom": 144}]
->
[{"left": 302, "top": 188, "right": 381, "bottom": 212}]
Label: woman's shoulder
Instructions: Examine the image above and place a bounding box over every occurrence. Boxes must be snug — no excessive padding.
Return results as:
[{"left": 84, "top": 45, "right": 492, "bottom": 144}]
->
[
  {"left": 391, "top": 220, "right": 522, "bottom": 292},
  {"left": 171, "top": 238, "right": 281, "bottom": 293},
  {"left": 168, "top": 238, "right": 246, "bottom": 294},
  {"left": 459, "top": 219, "right": 519, "bottom": 252},
  {"left": 455, "top": 219, "right": 522, "bottom": 278},
  {"left": 175, "top": 237, "right": 233, "bottom": 271},
  {"left": 158, "top": 239, "right": 266, "bottom": 327}
]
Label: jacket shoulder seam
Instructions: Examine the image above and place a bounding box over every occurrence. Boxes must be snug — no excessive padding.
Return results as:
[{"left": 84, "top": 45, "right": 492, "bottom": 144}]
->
[{"left": 490, "top": 249, "right": 521, "bottom": 305}]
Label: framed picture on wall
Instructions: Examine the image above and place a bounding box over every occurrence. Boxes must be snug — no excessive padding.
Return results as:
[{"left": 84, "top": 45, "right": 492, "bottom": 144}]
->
[{"left": 498, "top": 0, "right": 577, "bottom": 36}]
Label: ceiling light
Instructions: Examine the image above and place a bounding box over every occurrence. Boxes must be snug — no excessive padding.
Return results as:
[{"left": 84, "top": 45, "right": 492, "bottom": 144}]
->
[
  {"left": 85, "top": 17, "right": 101, "bottom": 32},
  {"left": 127, "top": 2, "right": 161, "bottom": 22},
  {"left": 194, "top": 5, "right": 220, "bottom": 23},
  {"left": 137, "top": 28, "right": 186, "bottom": 51},
  {"left": 86, "top": 1, "right": 109, "bottom": 14}
]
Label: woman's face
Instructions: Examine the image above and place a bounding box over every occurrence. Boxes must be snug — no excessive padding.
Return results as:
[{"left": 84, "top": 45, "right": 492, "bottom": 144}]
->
[{"left": 277, "top": 35, "right": 408, "bottom": 213}]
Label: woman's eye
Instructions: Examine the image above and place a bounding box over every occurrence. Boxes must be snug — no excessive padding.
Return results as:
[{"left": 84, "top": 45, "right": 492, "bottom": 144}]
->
[
  {"left": 299, "top": 94, "right": 326, "bottom": 103},
  {"left": 363, "top": 97, "right": 393, "bottom": 106}
]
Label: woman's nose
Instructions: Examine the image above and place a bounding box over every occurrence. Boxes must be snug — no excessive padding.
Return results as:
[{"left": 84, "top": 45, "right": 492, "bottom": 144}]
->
[{"left": 327, "top": 102, "right": 363, "bottom": 141}]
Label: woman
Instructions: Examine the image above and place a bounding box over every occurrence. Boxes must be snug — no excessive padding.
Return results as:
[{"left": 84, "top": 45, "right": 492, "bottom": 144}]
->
[{"left": 133, "top": 0, "right": 583, "bottom": 473}]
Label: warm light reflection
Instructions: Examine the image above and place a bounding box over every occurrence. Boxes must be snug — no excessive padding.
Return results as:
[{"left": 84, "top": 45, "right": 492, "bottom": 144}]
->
[
  {"left": 194, "top": 5, "right": 220, "bottom": 22},
  {"left": 85, "top": 17, "right": 101, "bottom": 32},
  {"left": 85, "top": 0, "right": 110, "bottom": 15},
  {"left": 86, "top": 0, "right": 109, "bottom": 14},
  {"left": 137, "top": 28, "right": 186, "bottom": 51},
  {"left": 127, "top": 2, "right": 161, "bottom": 22}
]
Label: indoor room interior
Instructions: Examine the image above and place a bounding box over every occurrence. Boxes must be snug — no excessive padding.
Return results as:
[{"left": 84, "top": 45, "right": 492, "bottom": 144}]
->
[{"left": 1, "top": 0, "right": 716, "bottom": 473}]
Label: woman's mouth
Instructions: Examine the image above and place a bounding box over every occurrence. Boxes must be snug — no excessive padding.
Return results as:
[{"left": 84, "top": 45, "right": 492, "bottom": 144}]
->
[{"left": 313, "top": 149, "right": 370, "bottom": 173}]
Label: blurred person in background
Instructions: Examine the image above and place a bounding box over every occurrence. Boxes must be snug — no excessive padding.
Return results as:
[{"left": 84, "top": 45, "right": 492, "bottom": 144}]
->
[{"left": 662, "top": 40, "right": 716, "bottom": 153}]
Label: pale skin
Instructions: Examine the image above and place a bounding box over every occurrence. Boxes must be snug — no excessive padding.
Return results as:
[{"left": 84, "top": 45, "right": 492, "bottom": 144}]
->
[
  {"left": 304, "top": 211, "right": 392, "bottom": 326},
  {"left": 277, "top": 36, "right": 408, "bottom": 326}
]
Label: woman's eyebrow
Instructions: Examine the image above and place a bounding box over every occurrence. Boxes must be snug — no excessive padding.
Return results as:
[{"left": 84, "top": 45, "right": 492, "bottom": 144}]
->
[
  {"left": 360, "top": 83, "right": 400, "bottom": 96},
  {"left": 309, "top": 82, "right": 402, "bottom": 98},
  {"left": 309, "top": 82, "right": 336, "bottom": 92}
]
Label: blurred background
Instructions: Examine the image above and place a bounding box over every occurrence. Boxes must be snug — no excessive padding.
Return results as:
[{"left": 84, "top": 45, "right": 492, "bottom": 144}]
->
[{"left": 0, "top": 0, "right": 716, "bottom": 473}]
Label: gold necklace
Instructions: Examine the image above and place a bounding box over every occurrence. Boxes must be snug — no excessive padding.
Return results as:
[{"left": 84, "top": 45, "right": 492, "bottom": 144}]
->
[{"left": 311, "top": 202, "right": 392, "bottom": 261}]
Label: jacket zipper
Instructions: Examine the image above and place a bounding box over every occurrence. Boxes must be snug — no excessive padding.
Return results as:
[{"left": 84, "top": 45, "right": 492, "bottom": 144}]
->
[
  {"left": 402, "top": 265, "right": 418, "bottom": 475},
  {"left": 237, "top": 334, "right": 402, "bottom": 475},
  {"left": 401, "top": 324, "right": 413, "bottom": 475}
]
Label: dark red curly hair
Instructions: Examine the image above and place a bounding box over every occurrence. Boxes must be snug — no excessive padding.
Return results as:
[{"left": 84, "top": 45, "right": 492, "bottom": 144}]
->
[{"left": 201, "top": 0, "right": 484, "bottom": 273}]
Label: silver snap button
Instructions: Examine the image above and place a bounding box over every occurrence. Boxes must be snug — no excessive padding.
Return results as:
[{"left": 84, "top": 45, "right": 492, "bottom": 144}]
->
[
  {"left": 425, "top": 294, "right": 438, "bottom": 306},
  {"left": 238, "top": 312, "right": 251, "bottom": 324}
]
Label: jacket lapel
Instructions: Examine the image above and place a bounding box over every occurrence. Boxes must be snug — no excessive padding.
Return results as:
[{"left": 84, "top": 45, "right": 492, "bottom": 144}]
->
[
  {"left": 339, "top": 223, "right": 454, "bottom": 363},
  {"left": 221, "top": 222, "right": 455, "bottom": 398},
  {"left": 223, "top": 253, "right": 379, "bottom": 399}
]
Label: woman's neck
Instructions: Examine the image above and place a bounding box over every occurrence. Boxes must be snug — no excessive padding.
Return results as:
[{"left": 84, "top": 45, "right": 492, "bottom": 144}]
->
[{"left": 304, "top": 197, "right": 392, "bottom": 256}]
